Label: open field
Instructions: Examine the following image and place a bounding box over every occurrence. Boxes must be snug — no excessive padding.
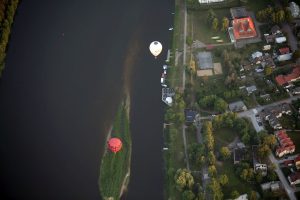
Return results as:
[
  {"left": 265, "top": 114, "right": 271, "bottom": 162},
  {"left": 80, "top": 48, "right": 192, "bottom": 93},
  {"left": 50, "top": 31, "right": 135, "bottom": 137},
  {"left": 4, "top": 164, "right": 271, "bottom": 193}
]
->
[
  {"left": 99, "top": 101, "right": 131, "bottom": 199},
  {"left": 188, "top": 9, "right": 231, "bottom": 45},
  {"left": 214, "top": 128, "right": 238, "bottom": 149}
]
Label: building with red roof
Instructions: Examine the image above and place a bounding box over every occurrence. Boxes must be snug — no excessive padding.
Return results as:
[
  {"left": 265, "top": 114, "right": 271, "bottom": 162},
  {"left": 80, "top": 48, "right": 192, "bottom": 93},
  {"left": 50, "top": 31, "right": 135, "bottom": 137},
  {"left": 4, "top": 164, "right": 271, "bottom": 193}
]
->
[
  {"left": 276, "top": 66, "right": 300, "bottom": 88},
  {"left": 279, "top": 47, "right": 290, "bottom": 55},
  {"left": 232, "top": 17, "right": 257, "bottom": 40},
  {"left": 284, "top": 160, "right": 294, "bottom": 167}
]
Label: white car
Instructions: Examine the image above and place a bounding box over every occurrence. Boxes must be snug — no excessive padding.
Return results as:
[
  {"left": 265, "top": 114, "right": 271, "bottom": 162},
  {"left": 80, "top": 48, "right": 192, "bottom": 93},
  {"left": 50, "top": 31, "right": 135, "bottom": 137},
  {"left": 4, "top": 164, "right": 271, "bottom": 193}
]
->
[
  {"left": 163, "top": 65, "right": 168, "bottom": 70},
  {"left": 161, "top": 84, "right": 167, "bottom": 87},
  {"left": 163, "top": 70, "right": 167, "bottom": 75}
]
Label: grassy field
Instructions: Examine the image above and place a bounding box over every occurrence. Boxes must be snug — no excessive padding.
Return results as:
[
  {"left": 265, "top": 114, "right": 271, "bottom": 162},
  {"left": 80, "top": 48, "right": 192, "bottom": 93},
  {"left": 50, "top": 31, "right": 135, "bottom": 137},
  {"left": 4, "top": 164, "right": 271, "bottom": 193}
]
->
[
  {"left": 99, "top": 101, "right": 131, "bottom": 199},
  {"left": 214, "top": 128, "right": 238, "bottom": 149},
  {"left": 217, "top": 160, "right": 256, "bottom": 198},
  {"left": 188, "top": 9, "right": 230, "bottom": 44},
  {"left": 164, "top": 125, "right": 186, "bottom": 200}
]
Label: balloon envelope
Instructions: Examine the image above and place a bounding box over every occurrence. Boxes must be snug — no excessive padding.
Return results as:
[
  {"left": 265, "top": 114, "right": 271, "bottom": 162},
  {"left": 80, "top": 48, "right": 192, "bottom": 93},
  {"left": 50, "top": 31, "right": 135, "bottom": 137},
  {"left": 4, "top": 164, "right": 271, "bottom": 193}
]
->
[
  {"left": 149, "top": 41, "right": 162, "bottom": 57},
  {"left": 166, "top": 97, "right": 173, "bottom": 104},
  {"left": 107, "top": 137, "right": 122, "bottom": 153}
]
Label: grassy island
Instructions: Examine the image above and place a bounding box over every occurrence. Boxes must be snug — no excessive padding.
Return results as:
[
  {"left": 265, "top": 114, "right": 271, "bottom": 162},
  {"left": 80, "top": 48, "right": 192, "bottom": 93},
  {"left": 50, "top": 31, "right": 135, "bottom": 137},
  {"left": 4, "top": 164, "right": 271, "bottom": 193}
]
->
[{"left": 99, "top": 97, "right": 131, "bottom": 200}]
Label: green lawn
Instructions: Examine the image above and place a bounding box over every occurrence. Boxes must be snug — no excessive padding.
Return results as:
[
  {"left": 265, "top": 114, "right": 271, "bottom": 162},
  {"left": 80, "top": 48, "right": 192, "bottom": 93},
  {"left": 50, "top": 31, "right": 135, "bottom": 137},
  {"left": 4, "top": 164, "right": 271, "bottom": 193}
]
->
[
  {"left": 217, "top": 160, "right": 256, "bottom": 198},
  {"left": 164, "top": 125, "right": 186, "bottom": 200},
  {"left": 188, "top": 9, "right": 230, "bottom": 44},
  {"left": 214, "top": 128, "right": 238, "bottom": 149},
  {"left": 99, "top": 102, "right": 131, "bottom": 199}
]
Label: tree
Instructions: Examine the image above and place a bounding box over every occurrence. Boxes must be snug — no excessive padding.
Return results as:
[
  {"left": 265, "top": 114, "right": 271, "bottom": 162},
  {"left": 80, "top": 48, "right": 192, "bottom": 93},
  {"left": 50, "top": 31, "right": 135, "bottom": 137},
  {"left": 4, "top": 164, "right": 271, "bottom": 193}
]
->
[
  {"left": 212, "top": 18, "right": 219, "bottom": 31},
  {"left": 214, "top": 98, "right": 228, "bottom": 113},
  {"left": 186, "top": 36, "right": 193, "bottom": 46},
  {"left": 208, "top": 178, "right": 223, "bottom": 200},
  {"left": 207, "top": 9, "right": 216, "bottom": 25},
  {"left": 219, "top": 174, "right": 228, "bottom": 186},
  {"left": 182, "top": 190, "right": 195, "bottom": 200},
  {"left": 262, "top": 135, "right": 276, "bottom": 149},
  {"left": 208, "top": 165, "right": 217, "bottom": 177},
  {"left": 220, "top": 146, "right": 231, "bottom": 160},
  {"left": 231, "top": 190, "right": 240, "bottom": 199},
  {"left": 258, "top": 144, "right": 271, "bottom": 158},
  {"left": 208, "top": 151, "right": 216, "bottom": 165},
  {"left": 221, "top": 17, "right": 229, "bottom": 31},
  {"left": 264, "top": 66, "right": 273, "bottom": 76},
  {"left": 174, "top": 168, "right": 194, "bottom": 191},
  {"left": 255, "top": 171, "right": 263, "bottom": 183}
]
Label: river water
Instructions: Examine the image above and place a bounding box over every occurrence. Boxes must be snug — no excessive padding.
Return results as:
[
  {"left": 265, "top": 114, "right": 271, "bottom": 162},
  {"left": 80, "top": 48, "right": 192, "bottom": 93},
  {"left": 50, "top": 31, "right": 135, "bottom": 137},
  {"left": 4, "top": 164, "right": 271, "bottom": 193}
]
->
[{"left": 0, "top": 1, "right": 173, "bottom": 200}]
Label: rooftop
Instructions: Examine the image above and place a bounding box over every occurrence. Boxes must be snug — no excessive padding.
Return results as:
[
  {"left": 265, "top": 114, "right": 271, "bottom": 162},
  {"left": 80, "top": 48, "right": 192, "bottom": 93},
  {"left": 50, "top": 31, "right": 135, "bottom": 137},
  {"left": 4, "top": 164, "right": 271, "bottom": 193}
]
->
[
  {"left": 232, "top": 17, "right": 257, "bottom": 40},
  {"left": 275, "top": 66, "right": 300, "bottom": 86}
]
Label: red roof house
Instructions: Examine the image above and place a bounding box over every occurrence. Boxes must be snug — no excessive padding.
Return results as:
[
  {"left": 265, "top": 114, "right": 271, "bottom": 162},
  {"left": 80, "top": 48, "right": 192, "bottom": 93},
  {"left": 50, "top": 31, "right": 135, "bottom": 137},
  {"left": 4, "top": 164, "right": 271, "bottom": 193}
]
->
[
  {"left": 232, "top": 17, "right": 257, "bottom": 40},
  {"left": 288, "top": 172, "right": 300, "bottom": 185},
  {"left": 279, "top": 47, "right": 290, "bottom": 55},
  {"left": 276, "top": 67, "right": 300, "bottom": 86}
]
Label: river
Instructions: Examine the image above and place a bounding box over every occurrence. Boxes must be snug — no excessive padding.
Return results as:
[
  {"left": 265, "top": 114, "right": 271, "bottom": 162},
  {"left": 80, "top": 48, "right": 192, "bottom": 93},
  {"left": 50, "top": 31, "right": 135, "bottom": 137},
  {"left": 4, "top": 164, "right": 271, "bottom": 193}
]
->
[{"left": 0, "top": 1, "right": 173, "bottom": 200}]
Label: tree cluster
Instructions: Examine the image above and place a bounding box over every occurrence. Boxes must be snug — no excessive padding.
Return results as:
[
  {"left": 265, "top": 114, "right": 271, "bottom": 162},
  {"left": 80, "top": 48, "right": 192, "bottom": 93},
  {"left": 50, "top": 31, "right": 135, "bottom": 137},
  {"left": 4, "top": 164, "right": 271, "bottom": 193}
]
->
[
  {"left": 206, "top": 9, "right": 229, "bottom": 32},
  {"left": 165, "top": 92, "right": 186, "bottom": 125},
  {"left": 256, "top": 7, "right": 293, "bottom": 24},
  {"left": 198, "top": 95, "right": 228, "bottom": 113},
  {"left": 257, "top": 131, "right": 276, "bottom": 159},
  {"left": 213, "top": 112, "right": 257, "bottom": 145},
  {"left": 0, "top": 0, "right": 19, "bottom": 76}
]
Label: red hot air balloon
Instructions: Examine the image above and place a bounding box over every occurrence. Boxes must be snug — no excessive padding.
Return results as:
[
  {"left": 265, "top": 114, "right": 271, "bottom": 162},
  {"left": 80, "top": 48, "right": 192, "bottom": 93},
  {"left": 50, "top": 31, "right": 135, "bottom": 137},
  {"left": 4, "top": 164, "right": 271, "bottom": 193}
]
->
[{"left": 107, "top": 137, "right": 122, "bottom": 153}]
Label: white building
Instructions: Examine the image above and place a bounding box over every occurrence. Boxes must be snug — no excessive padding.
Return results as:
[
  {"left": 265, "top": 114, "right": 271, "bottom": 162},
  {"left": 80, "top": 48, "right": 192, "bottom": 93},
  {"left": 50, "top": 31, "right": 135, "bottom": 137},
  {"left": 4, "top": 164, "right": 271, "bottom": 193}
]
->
[
  {"left": 275, "top": 36, "right": 287, "bottom": 43},
  {"left": 199, "top": 0, "right": 224, "bottom": 3}
]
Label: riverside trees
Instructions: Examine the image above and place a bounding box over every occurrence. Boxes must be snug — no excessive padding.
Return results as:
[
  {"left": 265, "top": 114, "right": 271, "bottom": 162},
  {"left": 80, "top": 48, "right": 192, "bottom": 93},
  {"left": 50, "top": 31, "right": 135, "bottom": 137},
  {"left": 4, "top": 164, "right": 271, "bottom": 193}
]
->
[{"left": 0, "top": 0, "right": 19, "bottom": 76}]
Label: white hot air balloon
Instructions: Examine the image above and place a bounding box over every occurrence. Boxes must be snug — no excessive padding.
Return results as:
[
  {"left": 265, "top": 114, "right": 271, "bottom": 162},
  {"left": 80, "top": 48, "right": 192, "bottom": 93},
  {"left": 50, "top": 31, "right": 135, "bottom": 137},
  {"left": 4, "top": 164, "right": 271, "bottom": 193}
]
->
[{"left": 149, "top": 41, "right": 162, "bottom": 58}]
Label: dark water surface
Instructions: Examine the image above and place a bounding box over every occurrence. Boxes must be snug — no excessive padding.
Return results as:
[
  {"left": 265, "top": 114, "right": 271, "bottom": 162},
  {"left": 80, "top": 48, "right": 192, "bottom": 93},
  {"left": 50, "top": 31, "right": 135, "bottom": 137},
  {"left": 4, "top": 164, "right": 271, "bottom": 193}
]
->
[{"left": 0, "top": 1, "right": 173, "bottom": 200}]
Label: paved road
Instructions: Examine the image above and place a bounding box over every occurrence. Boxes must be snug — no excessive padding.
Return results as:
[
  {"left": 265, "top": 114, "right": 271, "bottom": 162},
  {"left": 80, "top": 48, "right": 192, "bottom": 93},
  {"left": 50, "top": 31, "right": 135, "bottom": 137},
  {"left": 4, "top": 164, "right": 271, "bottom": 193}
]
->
[
  {"left": 238, "top": 95, "right": 300, "bottom": 118},
  {"left": 182, "top": 0, "right": 187, "bottom": 90},
  {"left": 282, "top": 22, "right": 298, "bottom": 52},
  {"left": 269, "top": 153, "right": 297, "bottom": 200}
]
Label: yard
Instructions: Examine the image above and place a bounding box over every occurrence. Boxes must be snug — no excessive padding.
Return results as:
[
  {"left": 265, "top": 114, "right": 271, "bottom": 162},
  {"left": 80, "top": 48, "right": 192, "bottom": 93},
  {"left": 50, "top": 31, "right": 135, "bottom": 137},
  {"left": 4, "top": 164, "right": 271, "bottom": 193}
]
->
[
  {"left": 217, "top": 160, "right": 256, "bottom": 198},
  {"left": 214, "top": 128, "right": 238, "bottom": 149},
  {"left": 188, "top": 8, "right": 231, "bottom": 45}
]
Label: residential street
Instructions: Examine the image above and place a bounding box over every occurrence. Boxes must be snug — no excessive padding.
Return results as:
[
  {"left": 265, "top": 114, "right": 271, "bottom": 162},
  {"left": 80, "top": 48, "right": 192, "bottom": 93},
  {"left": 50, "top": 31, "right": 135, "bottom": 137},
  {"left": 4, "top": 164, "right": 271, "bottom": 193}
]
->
[
  {"left": 269, "top": 153, "right": 297, "bottom": 200},
  {"left": 282, "top": 22, "right": 298, "bottom": 52}
]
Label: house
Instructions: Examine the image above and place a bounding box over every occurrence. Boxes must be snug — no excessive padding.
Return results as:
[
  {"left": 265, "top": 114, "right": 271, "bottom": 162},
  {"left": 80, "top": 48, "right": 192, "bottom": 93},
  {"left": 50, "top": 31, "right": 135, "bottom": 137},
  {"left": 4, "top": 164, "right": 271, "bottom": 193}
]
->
[
  {"left": 261, "top": 181, "right": 281, "bottom": 192},
  {"left": 288, "top": 172, "right": 300, "bottom": 185},
  {"left": 279, "top": 47, "right": 290, "bottom": 55},
  {"left": 277, "top": 53, "right": 292, "bottom": 62},
  {"left": 276, "top": 145, "right": 296, "bottom": 157},
  {"left": 231, "top": 17, "right": 257, "bottom": 40},
  {"left": 275, "top": 66, "right": 300, "bottom": 88},
  {"left": 275, "top": 36, "right": 287, "bottom": 43},
  {"left": 246, "top": 85, "right": 257, "bottom": 95},
  {"left": 184, "top": 109, "right": 197, "bottom": 123},
  {"left": 229, "top": 101, "right": 247, "bottom": 112},
  {"left": 198, "top": 0, "right": 225, "bottom": 3},
  {"left": 271, "top": 25, "right": 281, "bottom": 35},
  {"left": 234, "top": 194, "right": 248, "bottom": 200},
  {"left": 291, "top": 87, "right": 300, "bottom": 95},
  {"left": 283, "top": 160, "right": 294, "bottom": 167},
  {"left": 264, "top": 34, "right": 276, "bottom": 43},
  {"left": 289, "top": 2, "right": 300, "bottom": 18},
  {"left": 251, "top": 51, "right": 263, "bottom": 59},
  {"left": 264, "top": 105, "right": 292, "bottom": 130},
  {"left": 263, "top": 44, "right": 271, "bottom": 51}
]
